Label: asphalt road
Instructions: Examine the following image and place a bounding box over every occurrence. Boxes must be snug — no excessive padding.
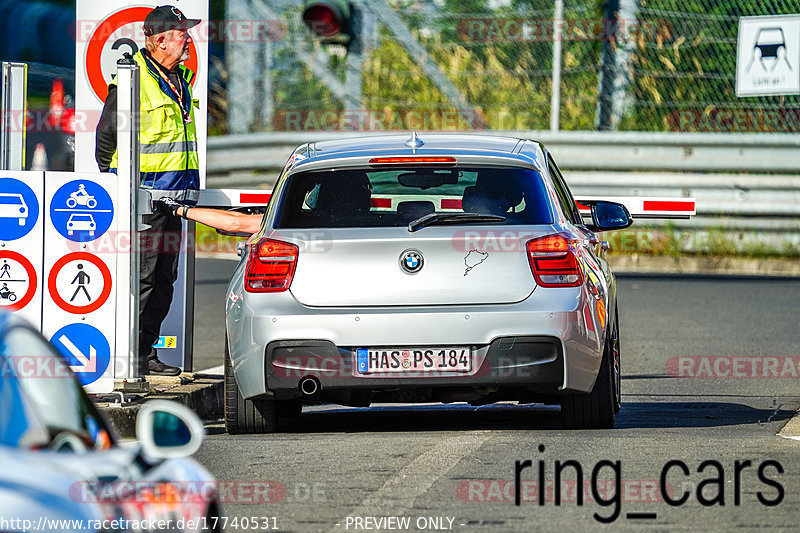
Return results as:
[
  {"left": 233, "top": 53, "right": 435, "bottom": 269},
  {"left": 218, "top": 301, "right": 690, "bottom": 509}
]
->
[{"left": 192, "top": 258, "right": 800, "bottom": 532}]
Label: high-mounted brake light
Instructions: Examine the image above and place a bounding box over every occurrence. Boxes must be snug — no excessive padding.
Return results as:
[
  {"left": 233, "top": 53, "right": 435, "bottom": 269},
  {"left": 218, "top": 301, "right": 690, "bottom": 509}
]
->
[
  {"left": 245, "top": 239, "right": 299, "bottom": 293},
  {"left": 526, "top": 234, "right": 583, "bottom": 287},
  {"left": 368, "top": 157, "right": 457, "bottom": 164}
]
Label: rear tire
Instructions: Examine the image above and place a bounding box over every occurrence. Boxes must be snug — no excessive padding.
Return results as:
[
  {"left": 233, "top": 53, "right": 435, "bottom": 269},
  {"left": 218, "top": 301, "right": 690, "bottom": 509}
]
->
[
  {"left": 224, "top": 333, "right": 278, "bottom": 434},
  {"left": 611, "top": 307, "right": 621, "bottom": 414},
  {"left": 560, "top": 310, "right": 618, "bottom": 429}
]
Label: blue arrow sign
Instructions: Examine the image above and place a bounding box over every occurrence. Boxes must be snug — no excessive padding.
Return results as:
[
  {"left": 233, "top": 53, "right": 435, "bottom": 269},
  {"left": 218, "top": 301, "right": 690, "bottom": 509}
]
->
[
  {"left": 50, "top": 180, "right": 114, "bottom": 242},
  {"left": 0, "top": 178, "right": 39, "bottom": 241},
  {"left": 50, "top": 323, "right": 111, "bottom": 386}
]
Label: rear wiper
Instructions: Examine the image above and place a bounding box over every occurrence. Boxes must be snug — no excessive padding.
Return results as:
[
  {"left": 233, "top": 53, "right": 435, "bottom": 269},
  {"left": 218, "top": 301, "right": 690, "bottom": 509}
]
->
[{"left": 408, "top": 212, "right": 506, "bottom": 232}]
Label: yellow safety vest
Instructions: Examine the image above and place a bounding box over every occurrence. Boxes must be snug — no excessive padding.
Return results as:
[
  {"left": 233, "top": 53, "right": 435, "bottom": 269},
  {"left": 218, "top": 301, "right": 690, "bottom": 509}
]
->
[{"left": 110, "top": 51, "right": 199, "bottom": 204}]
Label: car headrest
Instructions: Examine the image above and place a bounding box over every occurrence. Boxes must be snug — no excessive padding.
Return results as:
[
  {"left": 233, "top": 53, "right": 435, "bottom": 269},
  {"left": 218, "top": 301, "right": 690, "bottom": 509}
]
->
[
  {"left": 476, "top": 173, "right": 524, "bottom": 210},
  {"left": 316, "top": 174, "right": 372, "bottom": 216},
  {"left": 397, "top": 200, "right": 435, "bottom": 222},
  {"left": 461, "top": 185, "right": 507, "bottom": 216}
]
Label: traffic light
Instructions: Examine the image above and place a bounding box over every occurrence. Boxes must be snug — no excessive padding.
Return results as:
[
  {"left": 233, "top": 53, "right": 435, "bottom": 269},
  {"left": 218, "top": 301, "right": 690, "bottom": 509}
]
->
[{"left": 302, "top": 0, "right": 352, "bottom": 45}]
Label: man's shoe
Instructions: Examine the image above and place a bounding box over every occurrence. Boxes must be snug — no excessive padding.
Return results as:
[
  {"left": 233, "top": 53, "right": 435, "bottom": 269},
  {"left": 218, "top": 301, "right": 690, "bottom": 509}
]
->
[{"left": 147, "top": 351, "right": 181, "bottom": 376}]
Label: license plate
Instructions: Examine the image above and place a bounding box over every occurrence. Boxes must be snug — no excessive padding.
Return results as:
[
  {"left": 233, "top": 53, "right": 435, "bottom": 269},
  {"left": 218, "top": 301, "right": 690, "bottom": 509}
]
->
[{"left": 356, "top": 347, "right": 471, "bottom": 374}]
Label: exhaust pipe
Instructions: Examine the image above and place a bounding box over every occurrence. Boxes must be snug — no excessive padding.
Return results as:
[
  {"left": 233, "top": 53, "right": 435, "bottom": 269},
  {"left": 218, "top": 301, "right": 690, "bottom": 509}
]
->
[{"left": 299, "top": 377, "right": 320, "bottom": 396}]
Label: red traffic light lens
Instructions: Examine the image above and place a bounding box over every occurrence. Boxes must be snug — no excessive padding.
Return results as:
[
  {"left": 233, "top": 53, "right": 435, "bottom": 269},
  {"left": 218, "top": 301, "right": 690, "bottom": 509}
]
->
[{"left": 303, "top": 5, "right": 342, "bottom": 37}]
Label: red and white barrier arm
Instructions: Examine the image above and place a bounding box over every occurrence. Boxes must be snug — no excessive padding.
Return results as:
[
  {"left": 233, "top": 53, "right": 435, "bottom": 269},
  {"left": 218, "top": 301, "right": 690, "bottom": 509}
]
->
[
  {"left": 575, "top": 196, "right": 696, "bottom": 219},
  {"left": 196, "top": 189, "right": 272, "bottom": 207},
  {"left": 195, "top": 191, "right": 696, "bottom": 220}
]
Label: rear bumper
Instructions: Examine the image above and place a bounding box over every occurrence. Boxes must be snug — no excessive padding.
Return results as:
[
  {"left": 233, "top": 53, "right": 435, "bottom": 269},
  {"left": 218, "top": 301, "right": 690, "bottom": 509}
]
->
[
  {"left": 226, "top": 284, "right": 606, "bottom": 400},
  {"left": 264, "top": 336, "right": 564, "bottom": 398}
]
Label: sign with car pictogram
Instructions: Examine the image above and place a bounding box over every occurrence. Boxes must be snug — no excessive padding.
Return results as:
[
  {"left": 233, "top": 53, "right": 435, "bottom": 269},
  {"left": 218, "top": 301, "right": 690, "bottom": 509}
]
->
[
  {"left": 49, "top": 179, "right": 114, "bottom": 242},
  {"left": 0, "top": 177, "right": 39, "bottom": 241},
  {"left": 737, "top": 15, "right": 800, "bottom": 96},
  {"left": 0, "top": 173, "right": 45, "bottom": 328},
  {"left": 43, "top": 172, "right": 118, "bottom": 393}
]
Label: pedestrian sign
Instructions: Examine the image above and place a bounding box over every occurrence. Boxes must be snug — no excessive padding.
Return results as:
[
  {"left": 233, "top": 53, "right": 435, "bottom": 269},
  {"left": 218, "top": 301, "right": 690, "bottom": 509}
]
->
[
  {"left": 0, "top": 178, "right": 39, "bottom": 241},
  {"left": 0, "top": 250, "right": 38, "bottom": 312},
  {"left": 49, "top": 180, "right": 114, "bottom": 242},
  {"left": 42, "top": 172, "right": 118, "bottom": 393},
  {"left": 47, "top": 252, "right": 112, "bottom": 314},
  {"left": 49, "top": 323, "right": 111, "bottom": 386}
]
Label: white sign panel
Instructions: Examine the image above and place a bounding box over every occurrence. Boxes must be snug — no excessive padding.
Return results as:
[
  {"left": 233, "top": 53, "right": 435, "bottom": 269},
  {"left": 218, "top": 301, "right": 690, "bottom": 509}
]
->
[
  {"left": 42, "top": 171, "right": 118, "bottom": 394},
  {"left": 0, "top": 172, "right": 44, "bottom": 328},
  {"left": 74, "top": 0, "right": 208, "bottom": 185},
  {"left": 737, "top": 15, "right": 800, "bottom": 96}
]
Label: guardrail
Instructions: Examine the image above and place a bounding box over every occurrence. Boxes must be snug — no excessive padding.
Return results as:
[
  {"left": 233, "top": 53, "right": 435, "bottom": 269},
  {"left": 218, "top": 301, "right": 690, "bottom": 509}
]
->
[
  {"left": 207, "top": 131, "right": 800, "bottom": 175},
  {"left": 205, "top": 131, "right": 799, "bottom": 255}
]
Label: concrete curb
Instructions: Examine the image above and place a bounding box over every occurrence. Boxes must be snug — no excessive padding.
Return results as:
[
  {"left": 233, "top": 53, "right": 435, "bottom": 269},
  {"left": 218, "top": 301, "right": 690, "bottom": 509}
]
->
[
  {"left": 608, "top": 255, "right": 800, "bottom": 278},
  {"left": 778, "top": 409, "right": 800, "bottom": 442},
  {"left": 97, "top": 374, "right": 223, "bottom": 439}
]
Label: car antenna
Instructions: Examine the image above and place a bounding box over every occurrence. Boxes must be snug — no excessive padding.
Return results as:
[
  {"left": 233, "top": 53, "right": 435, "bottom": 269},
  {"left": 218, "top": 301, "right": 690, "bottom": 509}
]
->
[{"left": 404, "top": 131, "right": 424, "bottom": 153}]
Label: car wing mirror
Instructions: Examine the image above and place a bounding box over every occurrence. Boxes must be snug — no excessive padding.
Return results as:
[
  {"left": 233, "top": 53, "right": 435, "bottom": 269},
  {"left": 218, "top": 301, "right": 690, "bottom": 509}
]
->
[
  {"left": 135, "top": 400, "right": 204, "bottom": 459},
  {"left": 584, "top": 201, "right": 633, "bottom": 232}
]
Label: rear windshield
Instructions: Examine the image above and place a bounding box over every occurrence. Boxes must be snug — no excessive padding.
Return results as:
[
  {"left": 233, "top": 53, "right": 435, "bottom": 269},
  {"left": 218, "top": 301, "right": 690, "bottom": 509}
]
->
[{"left": 275, "top": 167, "right": 553, "bottom": 228}]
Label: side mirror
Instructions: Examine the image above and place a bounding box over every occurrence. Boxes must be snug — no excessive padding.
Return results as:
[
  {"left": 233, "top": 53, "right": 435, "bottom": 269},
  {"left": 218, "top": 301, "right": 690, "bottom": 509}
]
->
[
  {"left": 135, "top": 400, "right": 204, "bottom": 459},
  {"left": 586, "top": 201, "right": 632, "bottom": 232}
]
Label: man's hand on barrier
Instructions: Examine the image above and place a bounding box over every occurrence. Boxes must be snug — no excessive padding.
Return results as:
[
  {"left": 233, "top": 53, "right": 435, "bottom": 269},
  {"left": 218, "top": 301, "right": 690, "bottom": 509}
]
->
[{"left": 155, "top": 197, "right": 187, "bottom": 217}]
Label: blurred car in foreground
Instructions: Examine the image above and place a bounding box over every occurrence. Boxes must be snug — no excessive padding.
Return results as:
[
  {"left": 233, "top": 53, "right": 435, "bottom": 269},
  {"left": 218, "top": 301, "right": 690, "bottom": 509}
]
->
[
  {"left": 0, "top": 311, "right": 222, "bottom": 532},
  {"left": 224, "top": 133, "right": 633, "bottom": 433}
]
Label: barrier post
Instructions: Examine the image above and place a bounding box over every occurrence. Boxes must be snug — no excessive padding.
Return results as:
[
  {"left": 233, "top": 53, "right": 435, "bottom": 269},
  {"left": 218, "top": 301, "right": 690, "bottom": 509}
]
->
[
  {"left": 114, "top": 54, "right": 144, "bottom": 384},
  {"left": 0, "top": 62, "right": 27, "bottom": 171}
]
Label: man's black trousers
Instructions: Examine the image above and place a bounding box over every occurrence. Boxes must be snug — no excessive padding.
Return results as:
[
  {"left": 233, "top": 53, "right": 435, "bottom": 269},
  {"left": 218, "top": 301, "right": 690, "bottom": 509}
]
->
[{"left": 139, "top": 211, "right": 182, "bottom": 357}]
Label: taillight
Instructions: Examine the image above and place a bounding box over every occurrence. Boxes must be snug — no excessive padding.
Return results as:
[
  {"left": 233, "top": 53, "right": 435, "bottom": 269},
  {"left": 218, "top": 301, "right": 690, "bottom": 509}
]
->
[
  {"left": 526, "top": 233, "right": 583, "bottom": 287},
  {"left": 245, "top": 239, "right": 299, "bottom": 292},
  {"left": 368, "top": 157, "right": 456, "bottom": 164}
]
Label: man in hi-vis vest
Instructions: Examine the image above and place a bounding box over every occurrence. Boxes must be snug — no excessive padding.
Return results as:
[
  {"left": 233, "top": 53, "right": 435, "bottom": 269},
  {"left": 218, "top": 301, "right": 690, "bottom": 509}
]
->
[{"left": 95, "top": 5, "right": 201, "bottom": 376}]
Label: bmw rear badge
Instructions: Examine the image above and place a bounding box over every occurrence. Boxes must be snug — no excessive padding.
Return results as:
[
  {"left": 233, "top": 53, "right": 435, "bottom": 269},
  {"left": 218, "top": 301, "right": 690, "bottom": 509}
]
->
[{"left": 400, "top": 249, "right": 424, "bottom": 274}]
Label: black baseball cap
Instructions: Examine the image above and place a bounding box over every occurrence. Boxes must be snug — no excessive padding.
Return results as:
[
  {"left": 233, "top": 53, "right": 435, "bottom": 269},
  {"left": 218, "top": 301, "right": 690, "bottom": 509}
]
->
[{"left": 143, "top": 5, "right": 201, "bottom": 36}]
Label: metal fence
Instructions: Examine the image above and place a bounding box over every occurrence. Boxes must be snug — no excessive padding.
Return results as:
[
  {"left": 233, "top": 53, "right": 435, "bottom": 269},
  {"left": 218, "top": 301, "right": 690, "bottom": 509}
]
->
[
  {"left": 205, "top": 130, "right": 800, "bottom": 256},
  {"left": 224, "top": 0, "right": 800, "bottom": 134},
  {"left": 207, "top": 130, "right": 800, "bottom": 174}
]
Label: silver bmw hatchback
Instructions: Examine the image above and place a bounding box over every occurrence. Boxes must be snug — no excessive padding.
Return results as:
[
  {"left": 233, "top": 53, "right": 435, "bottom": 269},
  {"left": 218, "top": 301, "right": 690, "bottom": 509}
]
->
[{"left": 224, "top": 133, "right": 632, "bottom": 433}]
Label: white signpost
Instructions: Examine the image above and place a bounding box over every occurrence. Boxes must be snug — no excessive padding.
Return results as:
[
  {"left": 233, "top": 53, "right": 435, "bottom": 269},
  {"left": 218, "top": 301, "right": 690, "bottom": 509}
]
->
[
  {"left": 737, "top": 15, "right": 800, "bottom": 97},
  {"left": 42, "top": 172, "right": 119, "bottom": 393},
  {"left": 0, "top": 172, "right": 45, "bottom": 329}
]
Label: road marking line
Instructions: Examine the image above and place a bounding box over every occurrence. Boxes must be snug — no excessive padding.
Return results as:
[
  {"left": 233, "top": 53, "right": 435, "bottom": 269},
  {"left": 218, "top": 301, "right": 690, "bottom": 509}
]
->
[
  {"left": 778, "top": 408, "right": 800, "bottom": 442},
  {"left": 197, "top": 365, "right": 224, "bottom": 375},
  {"left": 329, "top": 432, "right": 490, "bottom": 532}
]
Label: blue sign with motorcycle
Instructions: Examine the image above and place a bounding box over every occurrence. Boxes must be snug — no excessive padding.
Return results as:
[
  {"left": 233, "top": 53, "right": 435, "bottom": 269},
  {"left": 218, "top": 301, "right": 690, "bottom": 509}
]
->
[
  {"left": 0, "top": 178, "right": 39, "bottom": 241},
  {"left": 50, "top": 323, "right": 111, "bottom": 386},
  {"left": 49, "top": 180, "right": 114, "bottom": 242}
]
